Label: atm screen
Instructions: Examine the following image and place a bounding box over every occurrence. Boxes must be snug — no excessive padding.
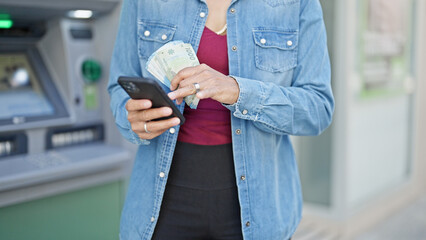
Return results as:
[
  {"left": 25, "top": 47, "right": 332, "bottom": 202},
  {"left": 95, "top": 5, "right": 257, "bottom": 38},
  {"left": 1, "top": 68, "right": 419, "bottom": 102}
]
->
[
  {"left": 0, "top": 45, "right": 69, "bottom": 129},
  {"left": 0, "top": 53, "right": 55, "bottom": 119}
]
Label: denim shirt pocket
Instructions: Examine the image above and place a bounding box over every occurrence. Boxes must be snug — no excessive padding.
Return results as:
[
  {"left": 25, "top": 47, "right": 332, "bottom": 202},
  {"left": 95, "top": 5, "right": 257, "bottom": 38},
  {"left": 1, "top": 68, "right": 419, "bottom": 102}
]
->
[
  {"left": 253, "top": 28, "right": 298, "bottom": 73},
  {"left": 138, "top": 20, "right": 177, "bottom": 60}
]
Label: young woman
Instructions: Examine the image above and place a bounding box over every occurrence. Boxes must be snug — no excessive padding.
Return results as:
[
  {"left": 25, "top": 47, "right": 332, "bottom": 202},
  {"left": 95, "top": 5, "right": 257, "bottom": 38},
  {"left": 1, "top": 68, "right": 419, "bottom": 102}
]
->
[{"left": 108, "top": 0, "right": 334, "bottom": 239}]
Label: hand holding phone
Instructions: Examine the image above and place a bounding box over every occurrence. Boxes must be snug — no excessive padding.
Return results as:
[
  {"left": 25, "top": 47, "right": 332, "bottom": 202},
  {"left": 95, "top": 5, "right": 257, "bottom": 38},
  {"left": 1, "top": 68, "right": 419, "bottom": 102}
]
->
[
  {"left": 119, "top": 76, "right": 185, "bottom": 124},
  {"left": 118, "top": 76, "right": 184, "bottom": 139}
]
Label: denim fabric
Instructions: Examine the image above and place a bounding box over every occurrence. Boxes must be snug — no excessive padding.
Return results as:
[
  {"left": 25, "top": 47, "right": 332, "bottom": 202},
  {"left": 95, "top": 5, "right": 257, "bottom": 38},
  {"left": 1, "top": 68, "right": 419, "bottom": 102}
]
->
[{"left": 108, "top": 0, "right": 334, "bottom": 239}]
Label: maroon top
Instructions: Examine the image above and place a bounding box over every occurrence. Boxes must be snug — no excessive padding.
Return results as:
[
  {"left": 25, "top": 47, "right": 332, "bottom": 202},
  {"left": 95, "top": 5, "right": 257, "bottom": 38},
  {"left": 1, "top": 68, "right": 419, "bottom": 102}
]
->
[{"left": 177, "top": 27, "right": 232, "bottom": 145}]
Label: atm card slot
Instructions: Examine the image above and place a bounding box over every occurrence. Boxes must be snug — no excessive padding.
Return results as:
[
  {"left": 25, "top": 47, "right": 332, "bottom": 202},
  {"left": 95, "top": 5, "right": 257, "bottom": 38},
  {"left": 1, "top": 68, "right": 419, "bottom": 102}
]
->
[
  {"left": 46, "top": 124, "right": 104, "bottom": 149},
  {"left": 0, "top": 133, "right": 27, "bottom": 158}
]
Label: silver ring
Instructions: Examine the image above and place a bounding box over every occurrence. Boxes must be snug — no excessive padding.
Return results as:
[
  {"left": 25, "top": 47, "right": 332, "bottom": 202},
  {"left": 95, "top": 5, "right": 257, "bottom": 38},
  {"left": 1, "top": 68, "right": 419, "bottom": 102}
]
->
[
  {"left": 193, "top": 82, "right": 201, "bottom": 93},
  {"left": 144, "top": 122, "right": 151, "bottom": 133}
]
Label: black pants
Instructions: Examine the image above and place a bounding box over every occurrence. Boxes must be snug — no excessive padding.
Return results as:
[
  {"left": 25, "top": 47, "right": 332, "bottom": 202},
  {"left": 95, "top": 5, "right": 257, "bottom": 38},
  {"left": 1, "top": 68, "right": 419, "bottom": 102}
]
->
[{"left": 152, "top": 142, "right": 243, "bottom": 240}]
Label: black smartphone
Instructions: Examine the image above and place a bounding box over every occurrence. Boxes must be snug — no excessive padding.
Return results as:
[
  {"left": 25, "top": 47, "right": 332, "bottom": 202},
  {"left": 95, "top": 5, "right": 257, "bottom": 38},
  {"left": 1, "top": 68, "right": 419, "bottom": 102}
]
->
[{"left": 118, "top": 76, "right": 185, "bottom": 125}]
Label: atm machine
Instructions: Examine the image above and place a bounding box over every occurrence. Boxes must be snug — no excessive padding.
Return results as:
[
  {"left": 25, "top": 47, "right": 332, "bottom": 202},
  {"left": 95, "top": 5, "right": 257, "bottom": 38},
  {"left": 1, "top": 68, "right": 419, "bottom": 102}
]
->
[{"left": 0, "top": 1, "right": 131, "bottom": 239}]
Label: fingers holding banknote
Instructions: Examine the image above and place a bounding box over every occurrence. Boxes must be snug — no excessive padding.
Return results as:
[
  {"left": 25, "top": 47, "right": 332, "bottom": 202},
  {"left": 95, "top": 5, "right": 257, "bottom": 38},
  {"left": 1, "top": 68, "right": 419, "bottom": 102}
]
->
[
  {"left": 169, "top": 64, "right": 240, "bottom": 105},
  {"left": 126, "top": 99, "right": 180, "bottom": 140}
]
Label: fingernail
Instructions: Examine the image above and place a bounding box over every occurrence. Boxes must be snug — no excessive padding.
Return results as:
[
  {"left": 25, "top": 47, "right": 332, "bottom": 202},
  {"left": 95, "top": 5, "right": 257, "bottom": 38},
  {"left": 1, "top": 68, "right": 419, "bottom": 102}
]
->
[
  {"left": 168, "top": 92, "right": 176, "bottom": 99},
  {"left": 173, "top": 118, "right": 180, "bottom": 125},
  {"left": 143, "top": 101, "right": 151, "bottom": 108},
  {"left": 164, "top": 108, "right": 172, "bottom": 115}
]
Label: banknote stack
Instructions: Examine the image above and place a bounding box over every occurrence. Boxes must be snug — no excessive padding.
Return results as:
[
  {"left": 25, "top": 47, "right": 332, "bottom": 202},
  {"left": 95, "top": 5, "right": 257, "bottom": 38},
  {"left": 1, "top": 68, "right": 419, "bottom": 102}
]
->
[{"left": 146, "top": 41, "right": 200, "bottom": 109}]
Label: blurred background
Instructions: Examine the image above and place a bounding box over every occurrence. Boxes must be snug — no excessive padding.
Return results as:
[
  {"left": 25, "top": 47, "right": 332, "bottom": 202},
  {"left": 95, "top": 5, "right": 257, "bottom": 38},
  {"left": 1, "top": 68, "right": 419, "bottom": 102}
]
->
[{"left": 0, "top": 0, "right": 424, "bottom": 239}]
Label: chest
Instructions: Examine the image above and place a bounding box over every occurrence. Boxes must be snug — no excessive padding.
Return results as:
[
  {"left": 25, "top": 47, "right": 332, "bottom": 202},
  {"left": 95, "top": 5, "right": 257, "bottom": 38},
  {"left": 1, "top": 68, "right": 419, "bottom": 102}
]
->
[
  {"left": 136, "top": 0, "right": 300, "bottom": 42},
  {"left": 137, "top": 0, "right": 301, "bottom": 84}
]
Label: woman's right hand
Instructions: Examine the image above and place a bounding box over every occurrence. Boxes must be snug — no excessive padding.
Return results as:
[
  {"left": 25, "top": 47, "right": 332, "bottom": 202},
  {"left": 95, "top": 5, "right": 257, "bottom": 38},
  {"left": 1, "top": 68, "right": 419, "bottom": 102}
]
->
[{"left": 125, "top": 99, "right": 181, "bottom": 140}]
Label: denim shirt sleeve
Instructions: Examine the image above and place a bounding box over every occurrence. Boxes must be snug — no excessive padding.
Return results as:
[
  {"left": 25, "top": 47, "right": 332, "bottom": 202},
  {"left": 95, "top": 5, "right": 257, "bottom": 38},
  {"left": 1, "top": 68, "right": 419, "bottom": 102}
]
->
[
  {"left": 225, "top": 0, "right": 334, "bottom": 136},
  {"left": 107, "top": 0, "right": 149, "bottom": 145}
]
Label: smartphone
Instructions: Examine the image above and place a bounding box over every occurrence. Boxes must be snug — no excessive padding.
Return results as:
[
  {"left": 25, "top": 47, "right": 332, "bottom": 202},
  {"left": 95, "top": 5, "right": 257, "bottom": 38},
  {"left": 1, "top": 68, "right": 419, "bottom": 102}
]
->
[{"left": 118, "top": 76, "right": 185, "bottom": 125}]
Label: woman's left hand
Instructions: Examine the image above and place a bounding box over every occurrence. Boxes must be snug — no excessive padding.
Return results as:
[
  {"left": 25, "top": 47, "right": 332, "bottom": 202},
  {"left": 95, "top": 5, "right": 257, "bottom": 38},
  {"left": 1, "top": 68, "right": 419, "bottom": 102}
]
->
[{"left": 168, "top": 64, "right": 240, "bottom": 105}]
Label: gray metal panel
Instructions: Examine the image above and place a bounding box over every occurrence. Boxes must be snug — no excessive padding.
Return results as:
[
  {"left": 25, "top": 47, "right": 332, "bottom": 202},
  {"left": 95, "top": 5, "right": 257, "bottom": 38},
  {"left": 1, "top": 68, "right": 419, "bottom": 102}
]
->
[
  {"left": 0, "top": 164, "right": 127, "bottom": 207},
  {"left": 0, "top": 0, "right": 119, "bottom": 21},
  {"left": 60, "top": 20, "right": 105, "bottom": 124},
  {"left": 0, "top": 142, "right": 130, "bottom": 192}
]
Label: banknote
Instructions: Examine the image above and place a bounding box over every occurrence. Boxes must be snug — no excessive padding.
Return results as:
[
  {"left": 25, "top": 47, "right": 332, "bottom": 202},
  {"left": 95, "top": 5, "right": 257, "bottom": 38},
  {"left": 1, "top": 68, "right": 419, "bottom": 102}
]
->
[
  {"left": 146, "top": 41, "right": 200, "bottom": 109},
  {"left": 146, "top": 41, "right": 183, "bottom": 86}
]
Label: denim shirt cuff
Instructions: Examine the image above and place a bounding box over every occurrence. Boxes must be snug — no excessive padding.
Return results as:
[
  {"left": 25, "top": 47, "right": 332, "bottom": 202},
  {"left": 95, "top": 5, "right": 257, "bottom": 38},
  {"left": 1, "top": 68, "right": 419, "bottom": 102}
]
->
[
  {"left": 222, "top": 102, "right": 237, "bottom": 112},
  {"left": 223, "top": 76, "right": 264, "bottom": 121}
]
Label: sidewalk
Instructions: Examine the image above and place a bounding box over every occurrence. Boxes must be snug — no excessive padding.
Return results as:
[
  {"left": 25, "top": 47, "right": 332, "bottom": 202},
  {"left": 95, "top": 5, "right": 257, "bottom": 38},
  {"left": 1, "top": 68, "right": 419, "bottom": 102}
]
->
[
  {"left": 354, "top": 194, "right": 426, "bottom": 240},
  {"left": 293, "top": 194, "right": 426, "bottom": 240}
]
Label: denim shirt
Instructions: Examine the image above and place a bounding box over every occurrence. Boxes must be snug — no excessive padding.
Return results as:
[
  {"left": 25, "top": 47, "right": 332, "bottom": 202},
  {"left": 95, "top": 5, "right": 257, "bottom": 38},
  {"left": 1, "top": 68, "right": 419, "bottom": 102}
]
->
[{"left": 108, "top": 0, "right": 334, "bottom": 239}]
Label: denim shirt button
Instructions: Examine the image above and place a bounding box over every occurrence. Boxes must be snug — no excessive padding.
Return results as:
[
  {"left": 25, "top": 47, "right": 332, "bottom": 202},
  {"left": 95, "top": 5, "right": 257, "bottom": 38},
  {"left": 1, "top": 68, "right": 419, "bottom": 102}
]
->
[
  {"left": 199, "top": 12, "right": 206, "bottom": 18},
  {"left": 150, "top": 217, "right": 155, "bottom": 222},
  {"left": 242, "top": 109, "right": 248, "bottom": 115},
  {"left": 287, "top": 40, "right": 293, "bottom": 46},
  {"left": 232, "top": 46, "right": 237, "bottom": 51},
  {"left": 241, "top": 175, "right": 246, "bottom": 181},
  {"left": 144, "top": 30, "right": 150, "bottom": 37},
  {"left": 245, "top": 221, "right": 250, "bottom": 227},
  {"left": 230, "top": 8, "right": 236, "bottom": 13},
  {"left": 169, "top": 127, "right": 176, "bottom": 134},
  {"left": 161, "top": 34, "right": 167, "bottom": 40},
  {"left": 235, "top": 129, "right": 241, "bottom": 135},
  {"left": 159, "top": 172, "right": 165, "bottom": 178},
  {"left": 260, "top": 38, "right": 266, "bottom": 44}
]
